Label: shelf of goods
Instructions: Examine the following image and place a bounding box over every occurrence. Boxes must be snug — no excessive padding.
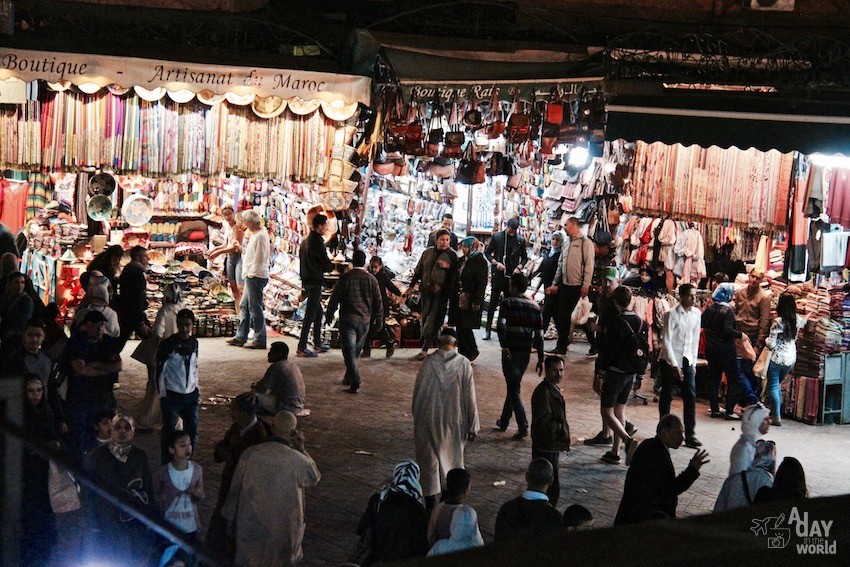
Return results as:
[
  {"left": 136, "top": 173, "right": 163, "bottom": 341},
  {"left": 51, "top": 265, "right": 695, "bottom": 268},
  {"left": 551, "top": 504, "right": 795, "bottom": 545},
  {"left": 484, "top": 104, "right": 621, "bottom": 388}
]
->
[
  {"left": 146, "top": 261, "right": 237, "bottom": 338},
  {"left": 776, "top": 282, "right": 850, "bottom": 424}
]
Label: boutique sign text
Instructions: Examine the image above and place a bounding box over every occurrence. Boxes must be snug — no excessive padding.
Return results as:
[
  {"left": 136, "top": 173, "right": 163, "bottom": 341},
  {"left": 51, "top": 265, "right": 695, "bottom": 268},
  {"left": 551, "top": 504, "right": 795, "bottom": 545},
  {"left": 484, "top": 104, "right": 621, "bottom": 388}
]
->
[{"left": 0, "top": 48, "right": 370, "bottom": 104}]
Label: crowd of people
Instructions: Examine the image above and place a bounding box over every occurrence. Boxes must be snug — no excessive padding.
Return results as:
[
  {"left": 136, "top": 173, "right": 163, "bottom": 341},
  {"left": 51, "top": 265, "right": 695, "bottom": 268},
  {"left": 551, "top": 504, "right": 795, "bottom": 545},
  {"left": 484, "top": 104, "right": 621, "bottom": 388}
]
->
[{"left": 1, "top": 211, "right": 816, "bottom": 567}]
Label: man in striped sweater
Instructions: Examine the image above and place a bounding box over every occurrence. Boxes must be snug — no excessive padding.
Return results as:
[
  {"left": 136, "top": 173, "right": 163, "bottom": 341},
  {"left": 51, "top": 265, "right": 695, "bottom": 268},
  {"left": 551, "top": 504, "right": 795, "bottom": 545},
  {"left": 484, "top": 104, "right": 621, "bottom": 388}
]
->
[{"left": 495, "top": 273, "right": 545, "bottom": 440}]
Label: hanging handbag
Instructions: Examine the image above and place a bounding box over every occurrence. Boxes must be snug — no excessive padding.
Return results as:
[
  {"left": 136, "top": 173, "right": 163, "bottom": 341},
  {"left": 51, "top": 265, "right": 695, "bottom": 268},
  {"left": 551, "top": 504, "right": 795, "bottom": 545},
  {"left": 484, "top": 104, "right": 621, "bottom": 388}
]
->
[
  {"left": 507, "top": 90, "right": 530, "bottom": 144},
  {"left": 443, "top": 96, "right": 464, "bottom": 158},
  {"left": 455, "top": 143, "right": 485, "bottom": 185},
  {"left": 574, "top": 198, "right": 597, "bottom": 224},
  {"left": 426, "top": 98, "right": 444, "bottom": 157},
  {"left": 486, "top": 88, "right": 506, "bottom": 139},
  {"left": 404, "top": 101, "right": 425, "bottom": 156},
  {"left": 546, "top": 87, "right": 564, "bottom": 124}
]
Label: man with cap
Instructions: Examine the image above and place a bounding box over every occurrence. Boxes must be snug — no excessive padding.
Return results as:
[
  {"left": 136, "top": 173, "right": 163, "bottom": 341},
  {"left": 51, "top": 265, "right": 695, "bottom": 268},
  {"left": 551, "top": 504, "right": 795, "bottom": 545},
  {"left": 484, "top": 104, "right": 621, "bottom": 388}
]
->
[
  {"left": 427, "top": 213, "right": 459, "bottom": 250},
  {"left": 484, "top": 217, "right": 528, "bottom": 340},
  {"left": 326, "top": 249, "right": 383, "bottom": 393},
  {"left": 61, "top": 309, "right": 122, "bottom": 459},
  {"left": 72, "top": 283, "right": 120, "bottom": 337},
  {"left": 496, "top": 273, "right": 545, "bottom": 440},
  {"left": 583, "top": 230, "right": 616, "bottom": 358},
  {"left": 252, "top": 341, "right": 307, "bottom": 416},
  {"left": 207, "top": 392, "right": 269, "bottom": 563},
  {"left": 546, "top": 217, "right": 594, "bottom": 355},
  {"left": 222, "top": 410, "right": 321, "bottom": 567},
  {"left": 449, "top": 236, "right": 488, "bottom": 361},
  {"left": 412, "top": 328, "right": 479, "bottom": 511},
  {"left": 407, "top": 229, "right": 458, "bottom": 360}
]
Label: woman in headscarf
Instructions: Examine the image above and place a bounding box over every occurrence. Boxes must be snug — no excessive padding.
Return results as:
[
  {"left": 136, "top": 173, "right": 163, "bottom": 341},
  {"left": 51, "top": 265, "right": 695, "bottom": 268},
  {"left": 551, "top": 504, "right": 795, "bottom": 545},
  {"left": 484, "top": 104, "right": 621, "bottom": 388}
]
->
[
  {"left": 356, "top": 460, "right": 429, "bottom": 564},
  {"left": 701, "top": 283, "right": 743, "bottom": 419},
  {"left": 754, "top": 456, "right": 809, "bottom": 504},
  {"left": 72, "top": 283, "right": 120, "bottom": 337},
  {"left": 0, "top": 251, "right": 45, "bottom": 317},
  {"left": 20, "top": 374, "right": 62, "bottom": 566},
  {"left": 714, "top": 439, "right": 777, "bottom": 512},
  {"left": 427, "top": 505, "right": 484, "bottom": 556},
  {"left": 137, "top": 283, "right": 186, "bottom": 430},
  {"left": 82, "top": 413, "right": 156, "bottom": 564}
]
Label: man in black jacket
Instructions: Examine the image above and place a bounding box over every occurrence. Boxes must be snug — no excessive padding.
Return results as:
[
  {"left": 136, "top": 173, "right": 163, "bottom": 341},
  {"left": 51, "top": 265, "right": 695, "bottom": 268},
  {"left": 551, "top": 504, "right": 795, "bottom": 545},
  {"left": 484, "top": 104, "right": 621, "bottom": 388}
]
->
[
  {"left": 297, "top": 214, "right": 333, "bottom": 357},
  {"left": 117, "top": 245, "right": 150, "bottom": 349},
  {"left": 427, "top": 213, "right": 459, "bottom": 250},
  {"left": 614, "top": 414, "right": 709, "bottom": 525},
  {"left": 364, "top": 256, "right": 402, "bottom": 358},
  {"left": 448, "top": 236, "right": 489, "bottom": 361},
  {"left": 326, "top": 250, "right": 382, "bottom": 393},
  {"left": 530, "top": 356, "right": 570, "bottom": 505},
  {"left": 494, "top": 458, "right": 562, "bottom": 542},
  {"left": 483, "top": 217, "right": 528, "bottom": 340}
]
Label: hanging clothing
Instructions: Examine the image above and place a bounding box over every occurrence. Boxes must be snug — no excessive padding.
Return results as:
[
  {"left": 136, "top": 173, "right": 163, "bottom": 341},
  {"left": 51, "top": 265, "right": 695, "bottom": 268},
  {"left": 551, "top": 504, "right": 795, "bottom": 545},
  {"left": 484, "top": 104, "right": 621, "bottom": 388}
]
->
[
  {"left": 0, "top": 179, "right": 29, "bottom": 232},
  {"left": 827, "top": 167, "right": 850, "bottom": 229}
]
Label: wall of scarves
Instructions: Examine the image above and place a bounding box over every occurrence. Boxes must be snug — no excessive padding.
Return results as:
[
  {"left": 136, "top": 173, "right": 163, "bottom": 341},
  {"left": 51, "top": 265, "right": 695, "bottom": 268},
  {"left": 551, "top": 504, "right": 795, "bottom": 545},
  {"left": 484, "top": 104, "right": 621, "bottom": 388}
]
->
[
  {"left": 630, "top": 141, "right": 794, "bottom": 230},
  {"left": 0, "top": 85, "right": 345, "bottom": 180}
]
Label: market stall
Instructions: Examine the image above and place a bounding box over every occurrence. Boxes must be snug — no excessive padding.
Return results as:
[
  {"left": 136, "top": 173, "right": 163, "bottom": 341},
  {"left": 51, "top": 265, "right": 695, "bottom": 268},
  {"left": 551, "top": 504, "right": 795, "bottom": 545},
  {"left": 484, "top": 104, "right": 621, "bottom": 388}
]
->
[{"left": 0, "top": 47, "right": 370, "bottom": 335}]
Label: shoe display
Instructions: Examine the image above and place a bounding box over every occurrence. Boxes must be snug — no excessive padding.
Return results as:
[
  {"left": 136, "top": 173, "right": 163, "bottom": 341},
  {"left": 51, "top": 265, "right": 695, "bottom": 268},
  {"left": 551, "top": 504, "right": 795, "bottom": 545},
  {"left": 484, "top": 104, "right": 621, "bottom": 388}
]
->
[
  {"left": 685, "top": 437, "right": 702, "bottom": 448},
  {"left": 386, "top": 343, "right": 396, "bottom": 358},
  {"left": 584, "top": 433, "right": 613, "bottom": 446},
  {"left": 625, "top": 437, "right": 638, "bottom": 466},
  {"left": 600, "top": 451, "right": 621, "bottom": 464},
  {"left": 296, "top": 349, "right": 318, "bottom": 358}
]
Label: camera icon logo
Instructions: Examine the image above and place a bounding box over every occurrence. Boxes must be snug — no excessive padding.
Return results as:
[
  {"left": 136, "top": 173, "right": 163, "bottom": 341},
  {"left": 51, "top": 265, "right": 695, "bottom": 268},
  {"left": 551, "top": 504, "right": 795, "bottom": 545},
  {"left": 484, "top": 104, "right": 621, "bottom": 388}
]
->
[{"left": 751, "top": 514, "right": 790, "bottom": 549}]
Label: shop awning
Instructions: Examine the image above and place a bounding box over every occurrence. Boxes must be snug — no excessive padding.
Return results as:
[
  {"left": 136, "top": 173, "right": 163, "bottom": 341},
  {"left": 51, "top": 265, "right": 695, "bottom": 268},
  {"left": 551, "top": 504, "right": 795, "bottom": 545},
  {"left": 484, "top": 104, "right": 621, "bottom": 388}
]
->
[
  {"left": 0, "top": 47, "right": 371, "bottom": 105},
  {"left": 605, "top": 93, "right": 850, "bottom": 155},
  {"left": 347, "top": 29, "right": 604, "bottom": 100}
]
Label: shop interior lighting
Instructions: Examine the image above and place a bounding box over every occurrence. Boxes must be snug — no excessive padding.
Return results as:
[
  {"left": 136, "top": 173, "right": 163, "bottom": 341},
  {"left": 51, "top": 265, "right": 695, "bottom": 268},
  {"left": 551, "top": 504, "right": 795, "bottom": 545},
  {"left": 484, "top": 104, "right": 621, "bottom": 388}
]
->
[
  {"left": 810, "top": 153, "right": 850, "bottom": 169},
  {"left": 568, "top": 146, "right": 590, "bottom": 168}
]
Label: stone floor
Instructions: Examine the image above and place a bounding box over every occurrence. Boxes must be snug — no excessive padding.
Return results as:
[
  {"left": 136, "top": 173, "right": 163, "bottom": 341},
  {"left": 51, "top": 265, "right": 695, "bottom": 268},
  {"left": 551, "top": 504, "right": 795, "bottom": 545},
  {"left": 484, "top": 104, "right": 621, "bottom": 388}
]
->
[{"left": 53, "top": 331, "right": 850, "bottom": 565}]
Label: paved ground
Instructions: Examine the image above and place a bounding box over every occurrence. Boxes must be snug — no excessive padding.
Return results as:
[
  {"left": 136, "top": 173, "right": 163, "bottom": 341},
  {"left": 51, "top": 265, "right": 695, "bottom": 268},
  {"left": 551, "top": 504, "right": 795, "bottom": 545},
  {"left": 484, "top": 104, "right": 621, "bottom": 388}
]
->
[{"left": 54, "top": 331, "right": 850, "bottom": 565}]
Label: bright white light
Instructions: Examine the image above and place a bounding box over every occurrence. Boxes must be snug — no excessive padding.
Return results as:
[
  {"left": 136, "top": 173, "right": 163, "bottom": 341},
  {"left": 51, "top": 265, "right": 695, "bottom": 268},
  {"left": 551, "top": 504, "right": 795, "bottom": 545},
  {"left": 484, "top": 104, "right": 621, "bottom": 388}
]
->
[
  {"left": 554, "top": 143, "right": 569, "bottom": 155},
  {"left": 810, "top": 153, "right": 850, "bottom": 169},
  {"left": 568, "top": 147, "right": 590, "bottom": 168}
]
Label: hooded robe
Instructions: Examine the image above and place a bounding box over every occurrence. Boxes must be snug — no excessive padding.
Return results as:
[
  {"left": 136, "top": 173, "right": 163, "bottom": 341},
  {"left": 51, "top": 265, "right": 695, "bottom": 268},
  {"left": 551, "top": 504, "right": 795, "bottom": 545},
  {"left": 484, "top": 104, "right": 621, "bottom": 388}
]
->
[{"left": 412, "top": 348, "right": 479, "bottom": 498}]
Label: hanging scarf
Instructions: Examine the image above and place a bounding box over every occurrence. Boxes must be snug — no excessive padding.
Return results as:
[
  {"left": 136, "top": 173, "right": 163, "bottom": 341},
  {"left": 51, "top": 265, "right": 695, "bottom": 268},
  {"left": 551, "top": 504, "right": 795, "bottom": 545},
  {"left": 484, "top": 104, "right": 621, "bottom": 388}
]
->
[{"left": 380, "top": 460, "right": 423, "bottom": 504}]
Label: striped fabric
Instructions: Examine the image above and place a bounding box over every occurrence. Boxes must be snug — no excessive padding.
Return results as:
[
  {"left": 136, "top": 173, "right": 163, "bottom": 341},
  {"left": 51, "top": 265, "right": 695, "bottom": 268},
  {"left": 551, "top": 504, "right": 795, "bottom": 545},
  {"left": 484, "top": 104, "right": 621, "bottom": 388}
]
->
[{"left": 496, "top": 296, "right": 543, "bottom": 351}]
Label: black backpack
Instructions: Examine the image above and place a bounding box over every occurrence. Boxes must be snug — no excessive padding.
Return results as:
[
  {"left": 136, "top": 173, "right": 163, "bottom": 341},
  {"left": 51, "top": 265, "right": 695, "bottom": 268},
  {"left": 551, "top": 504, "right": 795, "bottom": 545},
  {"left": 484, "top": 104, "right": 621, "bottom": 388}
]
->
[{"left": 619, "top": 314, "right": 649, "bottom": 375}]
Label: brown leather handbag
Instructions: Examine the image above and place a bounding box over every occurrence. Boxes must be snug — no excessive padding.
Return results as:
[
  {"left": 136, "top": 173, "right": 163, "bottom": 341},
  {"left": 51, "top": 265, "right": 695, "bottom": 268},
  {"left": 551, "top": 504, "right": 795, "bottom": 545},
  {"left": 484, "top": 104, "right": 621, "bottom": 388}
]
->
[
  {"left": 507, "top": 91, "right": 530, "bottom": 144},
  {"left": 486, "top": 89, "right": 505, "bottom": 139},
  {"left": 456, "top": 144, "right": 485, "bottom": 185}
]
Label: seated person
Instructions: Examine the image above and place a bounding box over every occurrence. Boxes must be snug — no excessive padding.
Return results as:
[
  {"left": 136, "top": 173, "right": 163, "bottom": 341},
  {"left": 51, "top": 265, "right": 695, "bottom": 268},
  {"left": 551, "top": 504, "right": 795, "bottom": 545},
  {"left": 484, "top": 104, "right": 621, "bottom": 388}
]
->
[
  {"left": 562, "top": 504, "right": 594, "bottom": 531},
  {"left": 494, "top": 458, "right": 562, "bottom": 542},
  {"left": 251, "top": 342, "right": 307, "bottom": 416}
]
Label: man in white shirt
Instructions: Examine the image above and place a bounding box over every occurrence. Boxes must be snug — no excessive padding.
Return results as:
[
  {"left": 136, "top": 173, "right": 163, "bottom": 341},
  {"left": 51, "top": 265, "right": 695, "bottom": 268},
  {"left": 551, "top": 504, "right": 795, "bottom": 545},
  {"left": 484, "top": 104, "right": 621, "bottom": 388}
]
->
[
  {"left": 658, "top": 283, "right": 702, "bottom": 448},
  {"left": 228, "top": 210, "right": 270, "bottom": 349}
]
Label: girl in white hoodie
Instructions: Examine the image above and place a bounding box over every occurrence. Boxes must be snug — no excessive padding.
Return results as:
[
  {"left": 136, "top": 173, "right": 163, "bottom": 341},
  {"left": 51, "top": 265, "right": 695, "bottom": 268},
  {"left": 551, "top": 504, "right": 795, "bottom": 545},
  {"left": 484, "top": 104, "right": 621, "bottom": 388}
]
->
[{"left": 728, "top": 404, "right": 771, "bottom": 476}]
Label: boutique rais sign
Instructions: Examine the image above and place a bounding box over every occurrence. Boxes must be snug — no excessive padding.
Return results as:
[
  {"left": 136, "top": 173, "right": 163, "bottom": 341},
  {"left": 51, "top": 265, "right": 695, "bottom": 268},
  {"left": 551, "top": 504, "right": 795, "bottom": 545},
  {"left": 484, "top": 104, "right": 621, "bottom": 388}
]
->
[{"left": 0, "top": 48, "right": 371, "bottom": 104}]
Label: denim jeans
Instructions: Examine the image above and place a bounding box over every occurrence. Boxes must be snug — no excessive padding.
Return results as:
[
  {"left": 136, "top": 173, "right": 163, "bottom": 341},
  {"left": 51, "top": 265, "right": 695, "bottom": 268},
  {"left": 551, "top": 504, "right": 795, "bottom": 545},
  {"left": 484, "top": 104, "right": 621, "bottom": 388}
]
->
[
  {"left": 161, "top": 388, "right": 200, "bottom": 463},
  {"left": 236, "top": 277, "right": 268, "bottom": 346},
  {"left": 737, "top": 358, "right": 761, "bottom": 406},
  {"left": 499, "top": 350, "right": 529, "bottom": 431},
  {"left": 766, "top": 360, "right": 792, "bottom": 419},
  {"left": 340, "top": 321, "right": 370, "bottom": 389},
  {"left": 706, "top": 349, "right": 740, "bottom": 414},
  {"left": 658, "top": 359, "right": 696, "bottom": 438},
  {"left": 298, "top": 284, "right": 324, "bottom": 351}
]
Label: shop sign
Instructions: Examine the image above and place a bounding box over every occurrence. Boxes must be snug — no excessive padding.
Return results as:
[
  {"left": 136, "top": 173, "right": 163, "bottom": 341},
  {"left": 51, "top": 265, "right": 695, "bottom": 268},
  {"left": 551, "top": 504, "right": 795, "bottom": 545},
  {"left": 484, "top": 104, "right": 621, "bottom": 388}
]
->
[
  {"left": 0, "top": 48, "right": 371, "bottom": 104},
  {"left": 401, "top": 78, "right": 602, "bottom": 102},
  {"left": 0, "top": 78, "right": 25, "bottom": 103}
]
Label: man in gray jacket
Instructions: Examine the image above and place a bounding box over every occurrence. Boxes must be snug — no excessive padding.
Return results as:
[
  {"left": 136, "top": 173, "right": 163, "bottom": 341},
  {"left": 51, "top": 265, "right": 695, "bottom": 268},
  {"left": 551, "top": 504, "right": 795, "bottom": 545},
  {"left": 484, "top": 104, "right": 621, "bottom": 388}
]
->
[{"left": 546, "top": 217, "right": 595, "bottom": 355}]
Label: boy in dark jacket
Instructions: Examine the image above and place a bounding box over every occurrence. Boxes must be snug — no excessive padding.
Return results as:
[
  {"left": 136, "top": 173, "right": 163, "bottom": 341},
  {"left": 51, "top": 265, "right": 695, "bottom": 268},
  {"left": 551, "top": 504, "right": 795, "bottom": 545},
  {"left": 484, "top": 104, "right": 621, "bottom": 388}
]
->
[{"left": 364, "top": 256, "right": 402, "bottom": 358}]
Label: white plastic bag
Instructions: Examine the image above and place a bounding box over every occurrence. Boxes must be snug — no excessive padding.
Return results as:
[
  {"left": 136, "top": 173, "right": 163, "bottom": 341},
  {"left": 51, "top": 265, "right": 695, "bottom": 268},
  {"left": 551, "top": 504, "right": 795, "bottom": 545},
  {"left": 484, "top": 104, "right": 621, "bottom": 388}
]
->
[{"left": 571, "top": 296, "right": 592, "bottom": 325}]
